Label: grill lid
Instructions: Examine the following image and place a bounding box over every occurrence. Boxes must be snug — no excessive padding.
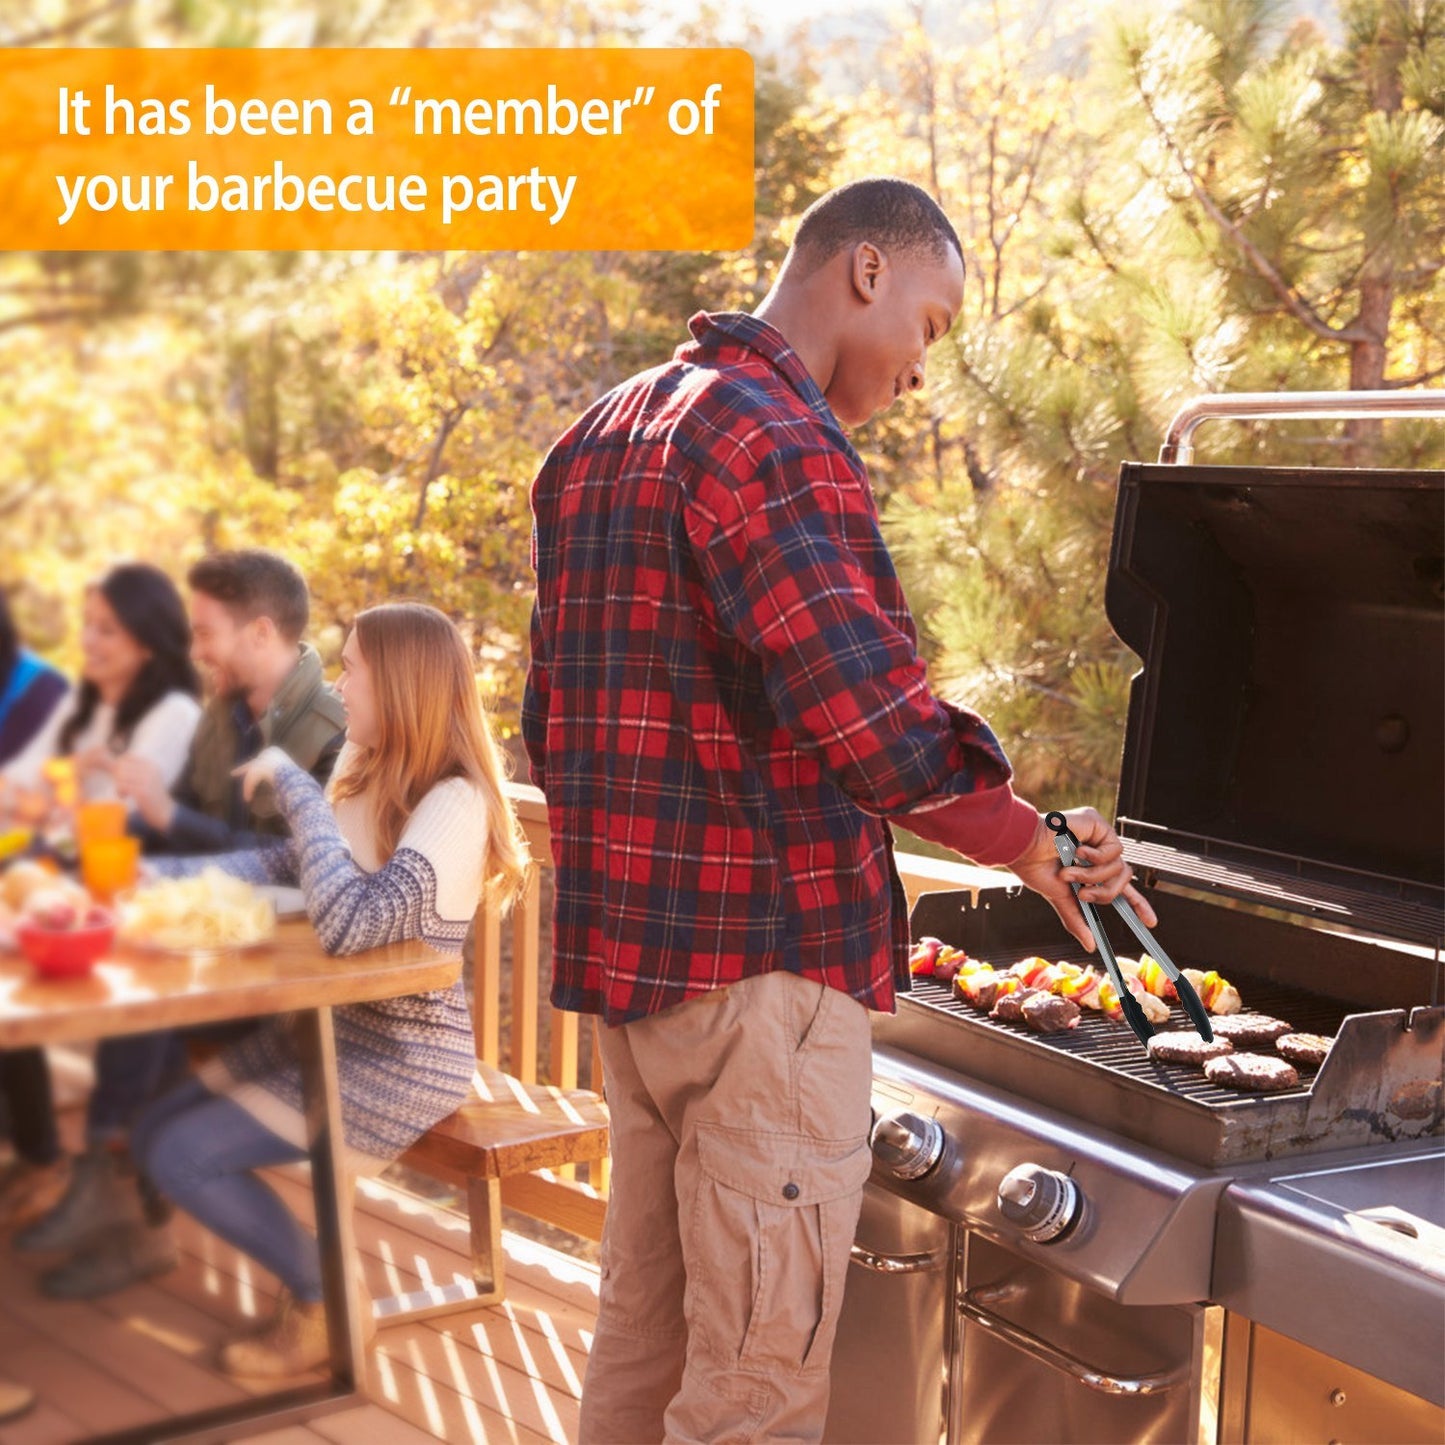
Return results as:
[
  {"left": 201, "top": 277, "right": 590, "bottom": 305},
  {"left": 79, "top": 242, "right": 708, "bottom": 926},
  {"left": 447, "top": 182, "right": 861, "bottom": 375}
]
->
[{"left": 1107, "top": 463, "right": 1444, "bottom": 946}]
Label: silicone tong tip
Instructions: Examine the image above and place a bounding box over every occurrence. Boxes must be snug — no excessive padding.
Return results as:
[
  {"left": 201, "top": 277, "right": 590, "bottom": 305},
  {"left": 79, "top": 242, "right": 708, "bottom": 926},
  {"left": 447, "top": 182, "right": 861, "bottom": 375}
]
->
[
  {"left": 1117, "top": 986, "right": 1156, "bottom": 1045},
  {"left": 1044, "top": 808, "right": 1210, "bottom": 1047},
  {"left": 1174, "top": 976, "right": 1215, "bottom": 1042}
]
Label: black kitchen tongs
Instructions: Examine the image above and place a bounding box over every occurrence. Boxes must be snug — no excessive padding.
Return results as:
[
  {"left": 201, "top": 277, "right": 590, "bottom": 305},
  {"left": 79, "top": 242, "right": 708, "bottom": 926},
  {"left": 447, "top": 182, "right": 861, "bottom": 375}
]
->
[{"left": 1044, "top": 812, "right": 1213, "bottom": 1048}]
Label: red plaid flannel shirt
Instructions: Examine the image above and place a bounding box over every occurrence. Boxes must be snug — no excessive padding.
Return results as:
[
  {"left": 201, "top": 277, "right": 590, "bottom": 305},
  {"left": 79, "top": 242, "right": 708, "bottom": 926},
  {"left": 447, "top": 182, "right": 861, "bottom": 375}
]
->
[{"left": 523, "top": 312, "right": 1039, "bottom": 1024}]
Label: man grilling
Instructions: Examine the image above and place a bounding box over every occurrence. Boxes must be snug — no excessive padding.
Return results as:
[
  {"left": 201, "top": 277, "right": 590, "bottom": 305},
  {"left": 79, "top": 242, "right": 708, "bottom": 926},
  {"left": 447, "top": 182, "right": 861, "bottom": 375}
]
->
[{"left": 524, "top": 176, "right": 1154, "bottom": 1442}]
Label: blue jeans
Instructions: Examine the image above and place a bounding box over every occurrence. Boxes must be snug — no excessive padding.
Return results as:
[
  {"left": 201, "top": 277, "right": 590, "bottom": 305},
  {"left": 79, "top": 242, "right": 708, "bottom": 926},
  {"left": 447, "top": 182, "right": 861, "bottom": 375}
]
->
[
  {"left": 134, "top": 1078, "right": 323, "bottom": 1302},
  {"left": 88, "top": 1022, "right": 258, "bottom": 1147}
]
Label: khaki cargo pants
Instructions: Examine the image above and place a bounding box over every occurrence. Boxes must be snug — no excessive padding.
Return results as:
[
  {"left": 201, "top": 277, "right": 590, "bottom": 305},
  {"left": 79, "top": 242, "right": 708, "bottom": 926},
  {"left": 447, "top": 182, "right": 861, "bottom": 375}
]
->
[{"left": 580, "top": 970, "right": 873, "bottom": 1444}]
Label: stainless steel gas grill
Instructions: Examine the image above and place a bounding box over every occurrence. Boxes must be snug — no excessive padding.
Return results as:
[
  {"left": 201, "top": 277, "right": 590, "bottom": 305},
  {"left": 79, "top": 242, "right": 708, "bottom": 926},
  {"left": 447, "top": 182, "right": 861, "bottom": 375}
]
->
[{"left": 823, "top": 394, "right": 1445, "bottom": 1445}]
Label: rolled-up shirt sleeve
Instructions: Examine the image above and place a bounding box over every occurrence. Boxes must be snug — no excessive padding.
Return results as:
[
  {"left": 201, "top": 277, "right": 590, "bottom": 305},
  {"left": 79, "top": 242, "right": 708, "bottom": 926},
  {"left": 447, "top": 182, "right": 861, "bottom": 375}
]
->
[{"left": 685, "top": 432, "right": 1039, "bottom": 865}]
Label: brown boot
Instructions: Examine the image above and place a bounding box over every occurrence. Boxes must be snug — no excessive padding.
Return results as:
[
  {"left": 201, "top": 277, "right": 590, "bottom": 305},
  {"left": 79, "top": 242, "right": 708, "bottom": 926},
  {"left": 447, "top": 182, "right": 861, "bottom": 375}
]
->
[
  {"left": 218, "top": 1286, "right": 376, "bottom": 1379},
  {"left": 0, "top": 1376, "right": 35, "bottom": 1424},
  {"left": 0, "top": 1157, "right": 69, "bottom": 1230}
]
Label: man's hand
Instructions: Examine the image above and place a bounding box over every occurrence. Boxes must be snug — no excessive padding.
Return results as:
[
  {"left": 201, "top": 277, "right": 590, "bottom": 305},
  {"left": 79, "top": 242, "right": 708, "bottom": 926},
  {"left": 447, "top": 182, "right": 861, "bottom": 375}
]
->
[
  {"left": 1009, "top": 808, "right": 1156, "bottom": 953},
  {"left": 110, "top": 755, "right": 176, "bottom": 831}
]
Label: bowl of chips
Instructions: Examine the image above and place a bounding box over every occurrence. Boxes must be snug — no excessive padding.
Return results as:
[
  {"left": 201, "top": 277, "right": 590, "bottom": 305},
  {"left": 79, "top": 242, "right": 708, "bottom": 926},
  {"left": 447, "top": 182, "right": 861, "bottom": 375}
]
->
[{"left": 118, "top": 869, "right": 277, "bottom": 957}]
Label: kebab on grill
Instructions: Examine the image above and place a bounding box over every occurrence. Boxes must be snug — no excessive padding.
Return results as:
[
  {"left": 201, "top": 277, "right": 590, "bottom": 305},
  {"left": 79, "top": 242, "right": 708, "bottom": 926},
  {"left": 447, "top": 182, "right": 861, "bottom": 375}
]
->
[
  {"left": 989, "top": 983, "right": 1036, "bottom": 1024},
  {"left": 909, "top": 937, "right": 978, "bottom": 984},
  {"left": 1120, "top": 954, "right": 1244, "bottom": 1016},
  {"left": 1181, "top": 968, "right": 1244, "bottom": 1014},
  {"left": 1117, "top": 954, "right": 1176, "bottom": 1001},
  {"left": 985, "top": 983, "right": 1080, "bottom": 1032},
  {"left": 1020, "top": 990, "right": 1082, "bottom": 1033},
  {"left": 1118, "top": 976, "right": 1172, "bottom": 1026},
  {"left": 942, "top": 962, "right": 1079, "bottom": 1034},
  {"left": 922, "top": 958, "right": 1074, "bottom": 1035},
  {"left": 908, "top": 937, "right": 945, "bottom": 976},
  {"left": 919, "top": 942, "right": 1194, "bottom": 1036},
  {"left": 954, "top": 965, "right": 1008, "bottom": 1012},
  {"left": 948, "top": 954, "right": 1145, "bottom": 1028},
  {"left": 1012, "top": 955, "right": 1167, "bottom": 1026}
]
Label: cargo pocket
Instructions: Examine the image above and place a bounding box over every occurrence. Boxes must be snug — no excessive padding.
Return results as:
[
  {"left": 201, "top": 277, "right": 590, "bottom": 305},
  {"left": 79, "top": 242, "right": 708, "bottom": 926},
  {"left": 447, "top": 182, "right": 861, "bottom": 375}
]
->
[{"left": 689, "top": 1122, "right": 872, "bottom": 1376}]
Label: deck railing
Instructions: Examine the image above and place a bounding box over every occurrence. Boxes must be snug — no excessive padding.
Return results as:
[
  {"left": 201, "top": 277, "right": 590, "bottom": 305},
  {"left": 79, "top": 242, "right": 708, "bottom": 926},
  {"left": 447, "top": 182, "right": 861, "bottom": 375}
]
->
[{"left": 482, "top": 782, "right": 1014, "bottom": 1235}]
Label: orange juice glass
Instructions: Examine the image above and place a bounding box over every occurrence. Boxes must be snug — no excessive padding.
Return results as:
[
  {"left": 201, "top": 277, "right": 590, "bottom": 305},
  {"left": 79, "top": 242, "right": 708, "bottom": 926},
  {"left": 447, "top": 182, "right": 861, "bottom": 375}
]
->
[
  {"left": 77, "top": 800, "right": 128, "bottom": 844},
  {"left": 81, "top": 835, "right": 140, "bottom": 902}
]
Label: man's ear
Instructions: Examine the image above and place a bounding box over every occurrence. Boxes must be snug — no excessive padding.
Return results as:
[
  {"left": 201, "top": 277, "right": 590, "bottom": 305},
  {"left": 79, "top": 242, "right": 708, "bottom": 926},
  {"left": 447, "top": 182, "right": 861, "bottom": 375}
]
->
[{"left": 850, "top": 242, "right": 886, "bottom": 303}]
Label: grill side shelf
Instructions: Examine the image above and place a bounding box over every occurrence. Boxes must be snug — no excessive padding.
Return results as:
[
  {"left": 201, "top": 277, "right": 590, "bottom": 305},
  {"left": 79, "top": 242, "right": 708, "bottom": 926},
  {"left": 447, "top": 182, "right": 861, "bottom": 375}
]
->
[{"left": 1306, "top": 1005, "right": 1445, "bottom": 1147}]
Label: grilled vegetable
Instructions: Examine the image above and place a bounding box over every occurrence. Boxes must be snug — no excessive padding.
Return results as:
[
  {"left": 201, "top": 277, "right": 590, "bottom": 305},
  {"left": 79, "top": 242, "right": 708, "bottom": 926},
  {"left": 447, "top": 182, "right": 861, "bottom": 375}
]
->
[
  {"left": 1098, "top": 977, "right": 1124, "bottom": 1022},
  {"left": 934, "top": 945, "right": 971, "bottom": 983},
  {"left": 909, "top": 937, "right": 946, "bottom": 977},
  {"left": 1126, "top": 976, "right": 1172, "bottom": 1025},
  {"left": 954, "top": 965, "right": 1003, "bottom": 1012},
  {"left": 1182, "top": 968, "right": 1243, "bottom": 1015},
  {"left": 1009, "top": 956, "right": 1057, "bottom": 989},
  {"left": 1054, "top": 965, "right": 1105, "bottom": 1012},
  {"left": 1136, "top": 954, "right": 1177, "bottom": 1001}
]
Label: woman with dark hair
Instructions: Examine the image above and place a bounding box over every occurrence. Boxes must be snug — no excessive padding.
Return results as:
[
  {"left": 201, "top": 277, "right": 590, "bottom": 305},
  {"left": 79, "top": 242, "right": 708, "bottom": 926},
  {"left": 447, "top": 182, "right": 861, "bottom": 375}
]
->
[
  {"left": 0, "top": 591, "right": 68, "bottom": 767},
  {"left": 3, "top": 563, "right": 203, "bottom": 799},
  {"left": 0, "top": 564, "right": 203, "bottom": 1235}
]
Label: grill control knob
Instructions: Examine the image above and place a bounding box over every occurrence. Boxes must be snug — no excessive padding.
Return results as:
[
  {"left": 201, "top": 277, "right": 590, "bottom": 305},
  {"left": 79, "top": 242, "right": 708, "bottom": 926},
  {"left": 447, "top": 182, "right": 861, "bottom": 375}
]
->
[
  {"left": 869, "top": 1110, "right": 945, "bottom": 1180},
  {"left": 997, "top": 1164, "right": 1081, "bottom": 1243}
]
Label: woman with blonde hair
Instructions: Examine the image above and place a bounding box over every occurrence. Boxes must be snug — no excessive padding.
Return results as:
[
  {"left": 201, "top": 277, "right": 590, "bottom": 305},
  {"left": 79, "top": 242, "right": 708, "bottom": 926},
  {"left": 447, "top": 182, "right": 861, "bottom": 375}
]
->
[{"left": 132, "top": 602, "right": 527, "bottom": 1376}]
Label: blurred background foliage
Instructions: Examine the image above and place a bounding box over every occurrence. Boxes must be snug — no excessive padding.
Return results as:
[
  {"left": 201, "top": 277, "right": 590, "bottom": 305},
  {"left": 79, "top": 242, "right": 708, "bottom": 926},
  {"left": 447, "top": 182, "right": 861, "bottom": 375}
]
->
[{"left": 1, "top": 0, "right": 1441, "bottom": 819}]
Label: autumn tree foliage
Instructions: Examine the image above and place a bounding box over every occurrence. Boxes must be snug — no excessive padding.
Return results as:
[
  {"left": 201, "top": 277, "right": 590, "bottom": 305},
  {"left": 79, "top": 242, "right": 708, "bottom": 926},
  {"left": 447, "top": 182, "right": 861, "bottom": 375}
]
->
[{"left": 3, "top": 0, "right": 1439, "bottom": 806}]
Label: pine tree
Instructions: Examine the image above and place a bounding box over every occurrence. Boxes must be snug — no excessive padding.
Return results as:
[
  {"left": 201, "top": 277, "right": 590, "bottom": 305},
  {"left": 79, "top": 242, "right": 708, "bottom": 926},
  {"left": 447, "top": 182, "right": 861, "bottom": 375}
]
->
[{"left": 887, "top": 0, "right": 1444, "bottom": 820}]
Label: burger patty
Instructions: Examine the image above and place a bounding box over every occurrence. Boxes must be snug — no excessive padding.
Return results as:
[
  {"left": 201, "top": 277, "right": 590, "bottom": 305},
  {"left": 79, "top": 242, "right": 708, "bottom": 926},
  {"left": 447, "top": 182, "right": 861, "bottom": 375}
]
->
[
  {"left": 1208, "top": 1014, "right": 1294, "bottom": 1048},
  {"left": 1276, "top": 1032, "right": 1334, "bottom": 1068},
  {"left": 1204, "top": 1052, "right": 1301, "bottom": 1093},
  {"left": 1146, "top": 1032, "right": 1235, "bottom": 1067}
]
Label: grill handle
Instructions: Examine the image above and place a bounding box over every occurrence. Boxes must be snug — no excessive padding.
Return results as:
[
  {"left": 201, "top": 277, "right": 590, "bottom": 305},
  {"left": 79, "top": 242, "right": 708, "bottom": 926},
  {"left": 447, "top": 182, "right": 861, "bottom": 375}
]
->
[
  {"left": 959, "top": 1281, "right": 1189, "bottom": 1397},
  {"left": 1158, "top": 389, "right": 1445, "bottom": 464},
  {"left": 849, "top": 1243, "right": 949, "bottom": 1275}
]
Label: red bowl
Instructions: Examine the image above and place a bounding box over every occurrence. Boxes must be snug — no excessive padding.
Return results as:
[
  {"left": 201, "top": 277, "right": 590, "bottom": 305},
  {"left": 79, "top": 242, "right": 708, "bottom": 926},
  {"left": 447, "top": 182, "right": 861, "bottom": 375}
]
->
[{"left": 17, "top": 918, "right": 116, "bottom": 978}]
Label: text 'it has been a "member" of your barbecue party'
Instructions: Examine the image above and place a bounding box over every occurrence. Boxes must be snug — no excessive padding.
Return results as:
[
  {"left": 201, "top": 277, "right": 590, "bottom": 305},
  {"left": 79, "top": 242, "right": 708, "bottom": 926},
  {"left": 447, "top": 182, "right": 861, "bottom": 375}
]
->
[{"left": 0, "top": 49, "right": 756, "bottom": 252}]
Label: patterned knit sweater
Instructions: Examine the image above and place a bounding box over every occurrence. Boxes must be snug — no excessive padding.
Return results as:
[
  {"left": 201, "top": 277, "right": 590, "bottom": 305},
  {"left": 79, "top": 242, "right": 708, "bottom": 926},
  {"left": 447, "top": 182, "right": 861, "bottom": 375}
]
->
[{"left": 157, "top": 751, "right": 484, "bottom": 1165}]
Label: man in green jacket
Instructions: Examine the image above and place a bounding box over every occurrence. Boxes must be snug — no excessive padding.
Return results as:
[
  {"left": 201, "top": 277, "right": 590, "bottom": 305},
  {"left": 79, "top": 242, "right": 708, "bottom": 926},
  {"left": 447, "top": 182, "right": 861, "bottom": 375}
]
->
[
  {"left": 16, "top": 549, "right": 347, "bottom": 1299},
  {"left": 118, "top": 548, "right": 346, "bottom": 851}
]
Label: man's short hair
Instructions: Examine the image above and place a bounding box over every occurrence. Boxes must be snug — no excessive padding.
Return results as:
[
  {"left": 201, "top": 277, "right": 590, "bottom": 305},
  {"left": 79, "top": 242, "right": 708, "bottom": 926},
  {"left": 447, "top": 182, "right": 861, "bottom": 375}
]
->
[
  {"left": 791, "top": 177, "right": 963, "bottom": 275},
  {"left": 187, "top": 549, "right": 310, "bottom": 643}
]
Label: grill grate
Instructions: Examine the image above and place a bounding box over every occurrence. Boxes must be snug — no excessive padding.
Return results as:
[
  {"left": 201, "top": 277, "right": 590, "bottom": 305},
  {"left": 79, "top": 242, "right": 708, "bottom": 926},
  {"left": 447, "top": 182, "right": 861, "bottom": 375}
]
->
[{"left": 904, "top": 965, "right": 1352, "bottom": 1108}]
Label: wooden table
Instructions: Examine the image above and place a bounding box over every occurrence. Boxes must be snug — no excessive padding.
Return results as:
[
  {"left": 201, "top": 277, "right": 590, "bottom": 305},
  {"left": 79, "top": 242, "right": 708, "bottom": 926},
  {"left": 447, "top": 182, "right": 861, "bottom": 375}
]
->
[{"left": 0, "top": 921, "right": 461, "bottom": 1445}]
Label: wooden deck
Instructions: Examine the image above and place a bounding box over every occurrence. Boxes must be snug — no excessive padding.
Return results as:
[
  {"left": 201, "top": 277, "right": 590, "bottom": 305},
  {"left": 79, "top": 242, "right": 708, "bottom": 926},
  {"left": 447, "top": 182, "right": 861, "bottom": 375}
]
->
[
  {"left": 0, "top": 1169, "right": 598, "bottom": 1444},
  {"left": 0, "top": 836, "right": 1000, "bottom": 1443}
]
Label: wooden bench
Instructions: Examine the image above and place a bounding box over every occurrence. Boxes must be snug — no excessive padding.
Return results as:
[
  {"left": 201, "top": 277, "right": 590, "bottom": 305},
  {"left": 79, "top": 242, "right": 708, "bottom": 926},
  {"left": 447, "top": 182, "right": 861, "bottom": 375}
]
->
[
  {"left": 373, "top": 825, "right": 610, "bottom": 1325},
  {"left": 373, "top": 1061, "right": 609, "bottom": 1321}
]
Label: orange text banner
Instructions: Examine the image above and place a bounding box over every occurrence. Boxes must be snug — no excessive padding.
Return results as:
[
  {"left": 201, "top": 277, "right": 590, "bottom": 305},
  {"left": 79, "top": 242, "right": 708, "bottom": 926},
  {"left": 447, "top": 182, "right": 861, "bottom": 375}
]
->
[{"left": 0, "top": 48, "right": 754, "bottom": 251}]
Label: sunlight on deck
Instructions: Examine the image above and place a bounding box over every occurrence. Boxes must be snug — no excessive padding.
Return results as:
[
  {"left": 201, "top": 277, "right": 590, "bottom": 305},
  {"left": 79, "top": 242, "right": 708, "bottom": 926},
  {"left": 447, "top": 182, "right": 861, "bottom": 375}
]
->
[{"left": 0, "top": 1169, "right": 597, "bottom": 1443}]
